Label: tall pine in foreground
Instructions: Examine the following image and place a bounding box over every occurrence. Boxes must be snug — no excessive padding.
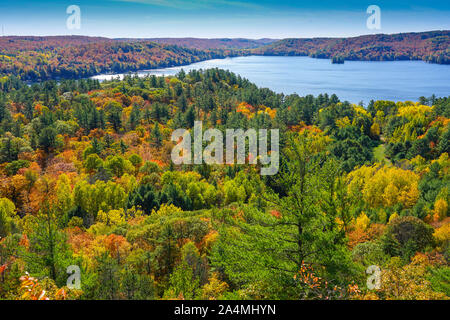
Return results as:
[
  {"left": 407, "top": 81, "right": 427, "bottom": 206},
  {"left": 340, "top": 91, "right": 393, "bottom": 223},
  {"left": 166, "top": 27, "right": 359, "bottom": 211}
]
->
[
  {"left": 26, "top": 200, "right": 73, "bottom": 286},
  {"left": 211, "top": 132, "right": 357, "bottom": 299}
]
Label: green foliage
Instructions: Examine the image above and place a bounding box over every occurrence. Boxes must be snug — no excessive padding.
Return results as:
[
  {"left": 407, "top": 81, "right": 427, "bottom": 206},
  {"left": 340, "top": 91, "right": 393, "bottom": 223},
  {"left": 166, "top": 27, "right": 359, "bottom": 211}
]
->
[
  {"left": 26, "top": 203, "right": 74, "bottom": 285},
  {"left": 164, "top": 261, "right": 200, "bottom": 299},
  {"left": 0, "top": 134, "right": 31, "bottom": 162},
  {"left": 128, "top": 154, "right": 143, "bottom": 169},
  {"left": 5, "top": 159, "right": 30, "bottom": 176},
  {"left": 352, "top": 241, "right": 389, "bottom": 267},
  {"left": 0, "top": 198, "right": 16, "bottom": 237},
  {"left": 211, "top": 135, "right": 357, "bottom": 298},
  {"left": 0, "top": 69, "right": 448, "bottom": 300},
  {"left": 381, "top": 216, "right": 435, "bottom": 261},
  {"left": 140, "top": 161, "right": 161, "bottom": 175},
  {"left": 84, "top": 154, "right": 103, "bottom": 173},
  {"left": 428, "top": 267, "right": 450, "bottom": 296},
  {"left": 105, "top": 155, "right": 133, "bottom": 177},
  {"left": 150, "top": 122, "right": 163, "bottom": 147},
  {"left": 38, "top": 127, "right": 58, "bottom": 153}
]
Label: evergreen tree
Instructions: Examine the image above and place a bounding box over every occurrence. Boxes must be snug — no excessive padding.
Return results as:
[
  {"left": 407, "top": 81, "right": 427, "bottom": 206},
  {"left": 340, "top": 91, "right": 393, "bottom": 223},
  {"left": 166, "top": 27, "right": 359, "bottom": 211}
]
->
[{"left": 151, "top": 122, "right": 163, "bottom": 147}]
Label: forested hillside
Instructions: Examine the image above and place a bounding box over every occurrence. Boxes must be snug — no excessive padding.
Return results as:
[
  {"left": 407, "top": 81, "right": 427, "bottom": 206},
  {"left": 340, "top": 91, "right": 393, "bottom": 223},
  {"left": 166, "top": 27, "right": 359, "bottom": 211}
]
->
[
  {"left": 122, "top": 38, "right": 277, "bottom": 50},
  {"left": 0, "top": 70, "right": 448, "bottom": 300},
  {"left": 253, "top": 30, "right": 450, "bottom": 64},
  {"left": 0, "top": 36, "right": 242, "bottom": 81}
]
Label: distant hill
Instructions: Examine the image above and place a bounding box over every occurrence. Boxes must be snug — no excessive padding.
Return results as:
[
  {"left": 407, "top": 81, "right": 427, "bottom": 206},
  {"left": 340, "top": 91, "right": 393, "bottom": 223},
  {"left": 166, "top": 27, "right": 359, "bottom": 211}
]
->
[
  {"left": 117, "top": 38, "right": 277, "bottom": 50},
  {"left": 0, "top": 36, "right": 243, "bottom": 81},
  {"left": 252, "top": 30, "right": 450, "bottom": 64},
  {"left": 0, "top": 36, "right": 113, "bottom": 51}
]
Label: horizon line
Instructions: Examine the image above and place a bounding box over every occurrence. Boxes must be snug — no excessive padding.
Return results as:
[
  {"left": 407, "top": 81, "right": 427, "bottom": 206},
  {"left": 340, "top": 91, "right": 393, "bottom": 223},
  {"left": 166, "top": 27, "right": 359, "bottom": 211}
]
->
[{"left": 1, "top": 29, "right": 449, "bottom": 41}]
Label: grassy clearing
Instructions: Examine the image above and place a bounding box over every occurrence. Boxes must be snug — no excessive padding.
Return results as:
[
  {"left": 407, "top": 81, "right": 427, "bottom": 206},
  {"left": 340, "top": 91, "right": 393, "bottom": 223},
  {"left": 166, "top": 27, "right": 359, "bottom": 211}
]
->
[{"left": 373, "top": 144, "right": 391, "bottom": 165}]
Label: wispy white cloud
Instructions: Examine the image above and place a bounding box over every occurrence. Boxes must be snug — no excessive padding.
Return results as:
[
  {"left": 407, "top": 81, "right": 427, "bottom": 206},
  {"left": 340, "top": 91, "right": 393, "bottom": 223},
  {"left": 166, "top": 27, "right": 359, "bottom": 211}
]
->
[{"left": 110, "top": 0, "right": 262, "bottom": 10}]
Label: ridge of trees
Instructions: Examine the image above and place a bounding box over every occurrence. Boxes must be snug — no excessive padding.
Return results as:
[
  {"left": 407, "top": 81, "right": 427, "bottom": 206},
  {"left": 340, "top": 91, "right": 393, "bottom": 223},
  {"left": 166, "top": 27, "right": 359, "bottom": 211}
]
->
[{"left": 253, "top": 30, "right": 450, "bottom": 64}]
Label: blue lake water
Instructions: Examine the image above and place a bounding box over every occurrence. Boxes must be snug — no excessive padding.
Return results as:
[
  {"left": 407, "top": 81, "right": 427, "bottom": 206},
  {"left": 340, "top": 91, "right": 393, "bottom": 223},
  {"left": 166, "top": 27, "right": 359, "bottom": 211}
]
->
[{"left": 92, "top": 56, "right": 450, "bottom": 104}]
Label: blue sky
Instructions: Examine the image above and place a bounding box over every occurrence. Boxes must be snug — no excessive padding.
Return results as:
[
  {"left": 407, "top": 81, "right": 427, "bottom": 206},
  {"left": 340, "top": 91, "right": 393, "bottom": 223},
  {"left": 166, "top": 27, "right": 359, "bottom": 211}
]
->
[{"left": 0, "top": 0, "right": 449, "bottom": 38}]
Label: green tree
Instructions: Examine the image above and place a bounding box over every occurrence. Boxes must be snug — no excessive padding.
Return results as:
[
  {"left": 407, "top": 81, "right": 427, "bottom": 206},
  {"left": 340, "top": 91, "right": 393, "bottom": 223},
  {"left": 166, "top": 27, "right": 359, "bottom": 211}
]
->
[
  {"left": 94, "top": 252, "right": 120, "bottom": 300},
  {"left": 38, "top": 126, "right": 57, "bottom": 153},
  {"left": 27, "top": 202, "right": 72, "bottom": 284},
  {"left": 0, "top": 198, "right": 16, "bottom": 238},
  {"left": 128, "top": 104, "right": 141, "bottom": 130},
  {"left": 84, "top": 154, "right": 103, "bottom": 173},
  {"left": 438, "top": 125, "right": 450, "bottom": 154},
  {"left": 164, "top": 261, "right": 200, "bottom": 299},
  {"left": 381, "top": 216, "right": 434, "bottom": 261},
  {"left": 128, "top": 154, "right": 143, "bottom": 174},
  {"left": 150, "top": 122, "right": 163, "bottom": 147},
  {"left": 211, "top": 134, "right": 355, "bottom": 298},
  {"left": 185, "top": 106, "right": 196, "bottom": 128},
  {"left": 106, "top": 101, "right": 123, "bottom": 132},
  {"left": 120, "top": 266, "right": 155, "bottom": 300},
  {"left": 105, "top": 155, "right": 132, "bottom": 177}
]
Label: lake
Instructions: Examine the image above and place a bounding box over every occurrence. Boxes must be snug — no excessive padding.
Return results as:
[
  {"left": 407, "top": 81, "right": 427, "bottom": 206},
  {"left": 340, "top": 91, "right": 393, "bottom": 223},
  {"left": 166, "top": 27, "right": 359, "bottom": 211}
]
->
[{"left": 91, "top": 56, "right": 450, "bottom": 104}]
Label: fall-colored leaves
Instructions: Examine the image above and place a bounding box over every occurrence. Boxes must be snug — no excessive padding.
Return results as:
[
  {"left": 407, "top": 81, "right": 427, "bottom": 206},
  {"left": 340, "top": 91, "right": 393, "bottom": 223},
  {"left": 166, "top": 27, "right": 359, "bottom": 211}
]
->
[
  {"left": 0, "top": 36, "right": 237, "bottom": 81},
  {"left": 347, "top": 164, "right": 420, "bottom": 209},
  {"left": 236, "top": 102, "right": 276, "bottom": 120},
  {"left": 0, "top": 68, "right": 448, "bottom": 301},
  {"left": 254, "top": 30, "right": 450, "bottom": 64},
  {"left": 0, "top": 264, "right": 6, "bottom": 275},
  {"left": 19, "top": 275, "right": 49, "bottom": 300},
  {"left": 18, "top": 274, "right": 76, "bottom": 300}
]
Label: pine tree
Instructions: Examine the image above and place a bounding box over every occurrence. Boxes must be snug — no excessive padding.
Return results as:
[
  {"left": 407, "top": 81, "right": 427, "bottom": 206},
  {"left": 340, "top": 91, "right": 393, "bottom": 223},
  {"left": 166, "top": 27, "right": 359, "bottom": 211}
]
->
[
  {"left": 27, "top": 201, "right": 71, "bottom": 284},
  {"left": 151, "top": 122, "right": 163, "bottom": 147},
  {"left": 185, "top": 106, "right": 196, "bottom": 128}
]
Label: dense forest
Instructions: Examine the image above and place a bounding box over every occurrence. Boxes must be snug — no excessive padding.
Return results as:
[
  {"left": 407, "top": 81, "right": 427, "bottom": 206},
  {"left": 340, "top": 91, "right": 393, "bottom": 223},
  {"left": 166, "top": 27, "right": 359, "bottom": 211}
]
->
[
  {"left": 253, "top": 30, "right": 450, "bottom": 64},
  {"left": 123, "top": 38, "right": 277, "bottom": 50},
  {"left": 0, "top": 69, "right": 448, "bottom": 300},
  {"left": 0, "top": 36, "right": 243, "bottom": 81},
  {"left": 1, "top": 31, "right": 448, "bottom": 82}
]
